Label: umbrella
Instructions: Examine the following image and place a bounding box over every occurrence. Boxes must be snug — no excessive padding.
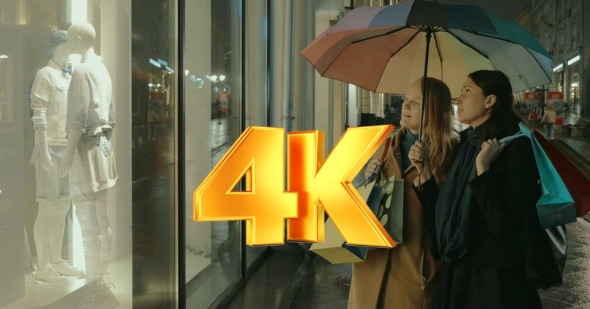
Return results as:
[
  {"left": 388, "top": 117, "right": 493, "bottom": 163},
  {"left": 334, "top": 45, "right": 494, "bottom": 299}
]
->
[{"left": 301, "top": 0, "right": 552, "bottom": 137}]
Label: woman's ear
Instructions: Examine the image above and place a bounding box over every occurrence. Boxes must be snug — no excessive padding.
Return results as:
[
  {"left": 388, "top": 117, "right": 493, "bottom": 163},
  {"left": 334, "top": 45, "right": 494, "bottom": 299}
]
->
[{"left": 484, "top": 95, "right": 497, "bottom": 109}]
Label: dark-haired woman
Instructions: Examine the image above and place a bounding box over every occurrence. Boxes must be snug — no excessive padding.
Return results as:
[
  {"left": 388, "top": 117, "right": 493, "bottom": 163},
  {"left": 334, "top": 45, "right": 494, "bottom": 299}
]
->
[{"left": 409, "top": 70, "right": 549, "bottom": 308}]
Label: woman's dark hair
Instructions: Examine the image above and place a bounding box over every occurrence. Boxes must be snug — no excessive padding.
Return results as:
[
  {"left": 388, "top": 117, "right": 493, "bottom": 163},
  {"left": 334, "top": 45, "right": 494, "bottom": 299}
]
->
[{"left": 468, "top": 70, "right": 522, "bottom": 140}]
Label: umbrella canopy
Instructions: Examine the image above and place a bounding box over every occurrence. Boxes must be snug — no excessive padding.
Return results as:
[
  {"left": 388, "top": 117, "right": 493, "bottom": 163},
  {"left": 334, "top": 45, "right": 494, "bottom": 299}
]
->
[{"left": 301, "top": 0, "right": 552, "bottom": 98}]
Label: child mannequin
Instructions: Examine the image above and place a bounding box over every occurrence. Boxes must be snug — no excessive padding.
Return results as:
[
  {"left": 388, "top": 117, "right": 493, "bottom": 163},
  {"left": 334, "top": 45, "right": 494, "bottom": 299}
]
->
[{"left": 30, "top": 30, "right": 84, "bottom": 282}]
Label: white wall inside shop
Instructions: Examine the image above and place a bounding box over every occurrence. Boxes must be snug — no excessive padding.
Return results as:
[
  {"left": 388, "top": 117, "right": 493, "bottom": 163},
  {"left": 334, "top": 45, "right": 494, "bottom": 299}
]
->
[{"left": 99, "top": 0, "right": 132, "bottom": 263}]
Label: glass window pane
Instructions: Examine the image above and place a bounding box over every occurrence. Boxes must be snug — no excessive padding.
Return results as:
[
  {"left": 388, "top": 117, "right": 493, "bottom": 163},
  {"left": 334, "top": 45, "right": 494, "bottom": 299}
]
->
[
  {"left": 131, "top": 0, "right": 177, "bottom": 307},
  {"left": 184, "top": 0, "right": 243, "bottom": 307},
  {"left": 1, "top": 0, "right": 177, "bottom": 307},
  {"left": 0, "top": 0, "right": 134, "bottom": 307}
]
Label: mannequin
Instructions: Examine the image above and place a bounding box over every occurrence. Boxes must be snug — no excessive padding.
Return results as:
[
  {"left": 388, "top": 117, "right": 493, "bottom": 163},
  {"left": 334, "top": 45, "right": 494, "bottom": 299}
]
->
[
  {"left": 30, "top": 30, "right": 84, "bottom": 282},
  {"left": 58, "top": 22, "right": 118, "bottom": 285}
]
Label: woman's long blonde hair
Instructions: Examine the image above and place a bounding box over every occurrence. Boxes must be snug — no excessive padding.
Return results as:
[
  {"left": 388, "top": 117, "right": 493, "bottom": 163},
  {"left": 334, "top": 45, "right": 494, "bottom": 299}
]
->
[{"left": 418, "top": 77, "right": 457, "bottom": 184}]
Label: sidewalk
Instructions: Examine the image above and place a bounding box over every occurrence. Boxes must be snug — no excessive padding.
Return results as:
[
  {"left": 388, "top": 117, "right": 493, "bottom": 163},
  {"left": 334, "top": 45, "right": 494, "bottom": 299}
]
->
[{"left": 291, "top": 122, "right": 590, "bottom": 309}]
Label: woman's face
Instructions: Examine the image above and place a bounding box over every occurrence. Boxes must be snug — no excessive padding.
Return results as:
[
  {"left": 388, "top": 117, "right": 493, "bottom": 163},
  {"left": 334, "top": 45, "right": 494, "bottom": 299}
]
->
[
  {"left": 456, "top": 77, "right": 491, "bottom": 128},
  {"left": 400, "top": 80, "right": 423, "bottom": 134}
]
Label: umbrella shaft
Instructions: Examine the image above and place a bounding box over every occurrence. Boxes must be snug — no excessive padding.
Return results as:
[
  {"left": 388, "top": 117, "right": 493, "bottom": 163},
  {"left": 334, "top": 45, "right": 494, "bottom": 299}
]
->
[{"left": 419, "top": 27, "right": 432, "bottom": 141}]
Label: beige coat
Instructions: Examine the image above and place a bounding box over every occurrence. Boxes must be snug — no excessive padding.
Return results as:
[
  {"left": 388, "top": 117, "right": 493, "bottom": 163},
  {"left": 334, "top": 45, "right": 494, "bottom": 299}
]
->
[
  {"left": 348, "top": 128, "right": 439, "bottom": 309},
  {"left": 541, "top": 109, "right": 556, "bottom": 124}
]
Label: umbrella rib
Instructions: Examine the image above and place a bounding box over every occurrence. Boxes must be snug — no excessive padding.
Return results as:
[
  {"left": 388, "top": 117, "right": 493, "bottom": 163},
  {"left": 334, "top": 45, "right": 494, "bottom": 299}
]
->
[
  {"left": 319, "top": 27, "right": 411, "bottom": 78},
  {"left": 464, "top": 32, "right": 553, "bottom": 83},
  {"left": 383, "top": 27, "right": 444, "bottom": 61},
  {"left": 445, "top": 30, "right": 489, "bottom": 59},
  {"left": 352, "top": 26, "right": 408, "bottom": 45},
  {"left": 386, "top": 29, "right": 423, "bottom": 61},
  {"left": 432, "top": 31, "right": 444, "bottom": 81},
  {"left": 374, "top": 29, "right": 424, "bottom": 91},
  {"left": 447, "top": 30, "right": 552, "bottom": 83}
]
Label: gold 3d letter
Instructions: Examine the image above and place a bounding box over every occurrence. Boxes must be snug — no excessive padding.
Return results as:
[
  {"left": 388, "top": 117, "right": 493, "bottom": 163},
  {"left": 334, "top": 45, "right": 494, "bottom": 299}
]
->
[
  {"left": 287, "top": 125, "right": 394, "bottom": 247},
  {"left": 194, "top": 125, "right": 396, "bottom": 248},
  {"left": 194, "top": 126, "right": 298, "bottom": 246}
]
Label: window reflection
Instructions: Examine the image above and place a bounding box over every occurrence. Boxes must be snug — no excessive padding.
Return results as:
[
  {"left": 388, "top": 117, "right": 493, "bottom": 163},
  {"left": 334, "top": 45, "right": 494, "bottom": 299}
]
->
[{"left": 184, "top": 0, "right": 243, "bottom": 307}]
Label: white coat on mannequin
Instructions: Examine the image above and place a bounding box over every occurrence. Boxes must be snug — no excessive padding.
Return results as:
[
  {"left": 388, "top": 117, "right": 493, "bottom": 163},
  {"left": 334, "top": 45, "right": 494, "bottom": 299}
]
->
[
  {"left": 59, "top": 22, "right": 118, "bottom": 286},
  {"left": 30, "top": 30, "right": 84, "bottom": 282}
]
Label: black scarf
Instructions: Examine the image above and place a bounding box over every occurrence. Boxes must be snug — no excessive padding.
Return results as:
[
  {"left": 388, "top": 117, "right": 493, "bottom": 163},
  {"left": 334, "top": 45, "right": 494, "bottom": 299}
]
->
[{"left": 435, "top": 126, "right": 482, "bottom": 262}]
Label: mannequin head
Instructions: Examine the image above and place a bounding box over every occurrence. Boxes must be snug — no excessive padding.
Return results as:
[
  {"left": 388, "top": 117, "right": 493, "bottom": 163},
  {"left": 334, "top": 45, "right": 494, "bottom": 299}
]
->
[
  {"left": 44, "top": 30, "right": 67, "bottom": 56},
  {"left": 67, "top": 22, "right": 96, "bottom": 56},
  {"left": 52, "top": 43, "right": 70, "bottom": 68}
]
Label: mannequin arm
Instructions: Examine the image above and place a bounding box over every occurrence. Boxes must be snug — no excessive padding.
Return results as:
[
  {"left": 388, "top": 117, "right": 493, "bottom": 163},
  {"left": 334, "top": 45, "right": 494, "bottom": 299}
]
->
[
  {"left": 59, "top": 130, "right": 83, "bottom": 177},
  {"left": 35, "top": 129, "right": 54, "bottom": 171}
]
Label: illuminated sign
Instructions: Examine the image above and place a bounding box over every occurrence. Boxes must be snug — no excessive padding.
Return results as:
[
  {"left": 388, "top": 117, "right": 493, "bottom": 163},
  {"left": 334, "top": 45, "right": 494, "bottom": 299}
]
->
[{"left": 194, "top": 125, "right": 396, "bottom": 248}]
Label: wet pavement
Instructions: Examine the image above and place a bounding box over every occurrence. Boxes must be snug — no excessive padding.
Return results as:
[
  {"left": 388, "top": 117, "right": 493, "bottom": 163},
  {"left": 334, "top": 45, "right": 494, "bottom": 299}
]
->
[{"left": 290, "top": 121, "right": 590, "bottom": 309}]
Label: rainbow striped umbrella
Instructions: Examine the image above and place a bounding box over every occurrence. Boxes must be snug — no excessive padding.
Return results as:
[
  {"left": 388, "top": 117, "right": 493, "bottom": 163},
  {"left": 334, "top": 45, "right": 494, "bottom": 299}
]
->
[{"left": 301, "top": 0, "right": 552, "bottom": 99}]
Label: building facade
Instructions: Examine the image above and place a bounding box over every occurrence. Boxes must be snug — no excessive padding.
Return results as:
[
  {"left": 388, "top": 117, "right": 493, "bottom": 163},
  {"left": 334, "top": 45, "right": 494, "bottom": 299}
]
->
[{"left": 516, "top": 0, "right": 590, "bottom": 121}]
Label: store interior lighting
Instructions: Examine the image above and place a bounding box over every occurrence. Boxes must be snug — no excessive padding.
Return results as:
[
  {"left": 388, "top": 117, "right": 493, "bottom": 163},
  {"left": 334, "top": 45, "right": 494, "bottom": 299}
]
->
[
  {"left": 70, "top": 0, "right": 87, "bottom": 23},
  {"left": 149, "top": 58, "right": 162, "bottom": 68},
  {"left": 553, "top": 63, "right": 563, "bottom": 72},
  {"left": 567, "top": 55, "right": 580, "bottom": 66}
]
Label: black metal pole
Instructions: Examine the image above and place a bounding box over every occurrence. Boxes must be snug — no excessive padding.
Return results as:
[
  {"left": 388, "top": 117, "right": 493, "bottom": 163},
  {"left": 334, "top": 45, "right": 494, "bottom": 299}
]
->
[
  {"left": 177, "top": 0, "right": 186, "bottom": 307},
  {"left": 418, "top": 27, "right": 432, "bottom": 141}
]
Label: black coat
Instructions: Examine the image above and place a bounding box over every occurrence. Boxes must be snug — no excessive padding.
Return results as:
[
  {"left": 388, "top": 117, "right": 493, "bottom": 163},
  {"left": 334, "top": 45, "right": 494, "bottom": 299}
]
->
[{"left": 416, "top": 131, "right": 548, "bottom": 309}]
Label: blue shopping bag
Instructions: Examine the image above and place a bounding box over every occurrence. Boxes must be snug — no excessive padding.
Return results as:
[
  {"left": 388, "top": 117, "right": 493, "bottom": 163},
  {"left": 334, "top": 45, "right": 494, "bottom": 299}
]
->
[{"left": 517, "top": 123, "right": 576, "bottom": 228}]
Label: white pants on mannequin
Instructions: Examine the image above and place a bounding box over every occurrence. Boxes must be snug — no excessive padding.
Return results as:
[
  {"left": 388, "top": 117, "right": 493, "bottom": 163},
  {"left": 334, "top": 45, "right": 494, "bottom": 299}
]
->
[
  {"left": 71, "top": 190, "right": 112, "bottom": 282},
  {"left": 69, "top": 145, "right": 114, "bottom": 288},
  {"left": 33, "top": 198, "right": 84, "bottom": 281},
  {"left": 32, "top": 151, "right": 85, "bottom": 282}
]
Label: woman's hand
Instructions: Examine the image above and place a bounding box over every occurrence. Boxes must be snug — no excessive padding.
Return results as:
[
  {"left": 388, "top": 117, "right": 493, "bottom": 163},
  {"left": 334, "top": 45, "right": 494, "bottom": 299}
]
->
[
  {"left": 409, "top": 139, "right": 433, "bottom": 185},
  {"left": 365, "top": 158, "right": 383, "bottom": 180},
  {"left": 476, "top": 138, "right": 506, "bottom": 175}
]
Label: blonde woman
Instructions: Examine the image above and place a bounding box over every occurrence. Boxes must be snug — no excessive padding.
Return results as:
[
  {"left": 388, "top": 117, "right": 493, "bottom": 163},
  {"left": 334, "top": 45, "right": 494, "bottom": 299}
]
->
[{"left": 348, "top": 77, "right": 457, "bottom": 309}]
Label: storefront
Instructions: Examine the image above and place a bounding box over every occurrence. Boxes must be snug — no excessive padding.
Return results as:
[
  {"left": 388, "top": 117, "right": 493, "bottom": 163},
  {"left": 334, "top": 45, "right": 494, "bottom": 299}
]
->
[
  {"left": 566, "top": 53, "right": 582, "bottom": 122},
  {"left": 0, "top": 0, "right": 327, "bottom": 308}
]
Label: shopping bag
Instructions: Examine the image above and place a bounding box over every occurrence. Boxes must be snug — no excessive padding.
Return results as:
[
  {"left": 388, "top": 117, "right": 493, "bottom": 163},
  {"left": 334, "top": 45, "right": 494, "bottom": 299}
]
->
[
  {"left": 518, "top": 221, "right": 566, "bottom": 289},
  {"left": 376, "top": 176, "right": 404, "bottom": 244},
  {"left": 310, "top": 181, "right": 382, "bottom": 264},
  {"left": 310, "top": 136, "right": 393, "bottom": 264},
  {"left": 518, "top": 123, "right": 576, "bottom": 228},
  {"left": 532, "top": 130, "right": 590, "bottom": 218}
]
